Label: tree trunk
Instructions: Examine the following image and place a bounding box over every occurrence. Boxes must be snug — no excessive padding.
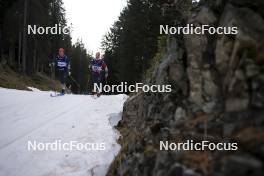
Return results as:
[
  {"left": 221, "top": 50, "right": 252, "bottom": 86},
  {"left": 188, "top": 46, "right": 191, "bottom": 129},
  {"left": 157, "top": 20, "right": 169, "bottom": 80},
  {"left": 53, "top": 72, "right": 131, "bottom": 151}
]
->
[
  {"left": 18, "top": 31, "right": 22, "bottom": 70},
  {"left": 8, "top": 44, "right": 15, "bottom": 66},
  {"left": 0, "top": 26, "right": 3, "bottom": 63},
  {"left": 33, "top": 39, "right": 37, "bottom": 73},
  {"left": 22, "top": 0, "right": 28, "bottom": 73},
  {"left": 36, "top": 58, "right": 39, "bottom": 72},
  {"left": 17, "top": 12, "right": 23, "bottom": 71}
]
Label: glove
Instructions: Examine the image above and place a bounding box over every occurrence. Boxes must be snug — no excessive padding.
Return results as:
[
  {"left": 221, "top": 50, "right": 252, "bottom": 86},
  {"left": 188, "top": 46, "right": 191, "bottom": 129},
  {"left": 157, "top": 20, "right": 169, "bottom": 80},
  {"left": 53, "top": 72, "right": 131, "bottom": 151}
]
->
[
  {"left": 68, "top": 71, "right": 71, "bottom": 76},
  {"left": 49, "top": 62, "right": 55, "bottom": 67}
]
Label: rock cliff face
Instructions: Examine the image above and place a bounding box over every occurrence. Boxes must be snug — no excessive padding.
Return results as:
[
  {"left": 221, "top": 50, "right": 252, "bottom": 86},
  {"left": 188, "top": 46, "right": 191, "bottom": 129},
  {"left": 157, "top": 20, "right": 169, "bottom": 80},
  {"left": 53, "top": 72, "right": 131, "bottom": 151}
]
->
[{"left": 108, "top": 0, "right": 264, "bottom": 175}]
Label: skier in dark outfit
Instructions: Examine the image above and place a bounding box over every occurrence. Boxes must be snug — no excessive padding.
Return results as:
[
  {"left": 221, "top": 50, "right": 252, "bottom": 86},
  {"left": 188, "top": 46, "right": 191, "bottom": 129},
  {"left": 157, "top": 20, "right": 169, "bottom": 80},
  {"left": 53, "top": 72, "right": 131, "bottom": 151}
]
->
[
  {"left": 89, "top": 52, "right": 108, "bottom": 97},
  {"left": 55, "top": 48, "right": 70, "bottom": 95}
]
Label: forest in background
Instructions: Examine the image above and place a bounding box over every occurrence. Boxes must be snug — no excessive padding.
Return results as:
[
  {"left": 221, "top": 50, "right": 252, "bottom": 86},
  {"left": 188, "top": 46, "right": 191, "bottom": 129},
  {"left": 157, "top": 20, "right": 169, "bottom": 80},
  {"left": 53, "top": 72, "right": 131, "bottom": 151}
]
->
[
  {"left": 0, "top": 0, "right": 92, "bottom": 93},
  {"left": 102, "top": 0, "right": 195, "bottom": 85},
  {"left": 0, "top": 0, "right": 198, "bottom": 93}
]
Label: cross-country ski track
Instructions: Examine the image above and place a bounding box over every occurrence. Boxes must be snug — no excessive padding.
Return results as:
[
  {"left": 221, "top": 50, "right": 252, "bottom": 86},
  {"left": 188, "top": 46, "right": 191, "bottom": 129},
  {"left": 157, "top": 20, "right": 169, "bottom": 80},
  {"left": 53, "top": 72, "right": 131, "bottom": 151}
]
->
[{"left": 0, "top": 88, "right": 127, "bottom": 176}]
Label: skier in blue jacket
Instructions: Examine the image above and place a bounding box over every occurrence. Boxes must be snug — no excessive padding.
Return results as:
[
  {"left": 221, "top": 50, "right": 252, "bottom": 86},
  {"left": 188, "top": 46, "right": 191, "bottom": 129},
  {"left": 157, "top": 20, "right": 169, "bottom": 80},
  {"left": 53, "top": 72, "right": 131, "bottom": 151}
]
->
[{"left": 55, "top": 48, "right": 70, "bottom": 95}]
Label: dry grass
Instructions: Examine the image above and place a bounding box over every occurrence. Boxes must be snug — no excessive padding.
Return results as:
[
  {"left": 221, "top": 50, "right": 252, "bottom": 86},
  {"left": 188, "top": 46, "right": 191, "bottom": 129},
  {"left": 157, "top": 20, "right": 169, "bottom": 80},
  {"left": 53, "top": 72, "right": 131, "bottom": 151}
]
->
[{"left": 0, "top": 65, "right": 61, "bottom": 91}]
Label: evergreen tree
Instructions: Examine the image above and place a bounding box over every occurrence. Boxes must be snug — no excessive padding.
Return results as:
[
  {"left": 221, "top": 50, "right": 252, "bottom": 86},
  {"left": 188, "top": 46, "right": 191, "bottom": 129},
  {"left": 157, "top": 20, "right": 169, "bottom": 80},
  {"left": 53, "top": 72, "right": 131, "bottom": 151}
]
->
[
  {"left": 0, "top": 0, "right": 90, "bottom": 93},
  {"left": 102, "top": 0, "right": 167, "bottom": 85}
]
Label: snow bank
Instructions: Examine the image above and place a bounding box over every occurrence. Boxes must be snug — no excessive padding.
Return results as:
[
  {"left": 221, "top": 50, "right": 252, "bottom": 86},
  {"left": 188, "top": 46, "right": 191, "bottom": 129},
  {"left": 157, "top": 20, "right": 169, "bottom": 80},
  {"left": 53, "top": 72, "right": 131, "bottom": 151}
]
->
[
  {"left": 27, "top": 87, "right": 41, "bottom": 92},
  {"left": 0, "top": 88, "right": 127, "bottom": 176}
]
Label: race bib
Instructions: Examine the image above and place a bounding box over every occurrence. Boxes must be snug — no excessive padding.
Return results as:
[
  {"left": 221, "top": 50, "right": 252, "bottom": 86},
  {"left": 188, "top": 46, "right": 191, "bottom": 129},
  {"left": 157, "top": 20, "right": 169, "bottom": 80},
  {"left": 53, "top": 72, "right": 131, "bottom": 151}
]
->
[
  {"left": 57, "top": 61, "right": 67, "bottom": 67},
  {"left": 92, "top": 66, "right": 102, "bottom": 72}
]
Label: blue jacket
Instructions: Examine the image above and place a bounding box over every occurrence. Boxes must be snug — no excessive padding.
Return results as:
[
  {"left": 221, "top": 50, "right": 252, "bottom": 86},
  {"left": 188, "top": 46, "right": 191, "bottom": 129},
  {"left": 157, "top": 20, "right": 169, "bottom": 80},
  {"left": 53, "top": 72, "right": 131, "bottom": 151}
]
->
[{"left": 56, "top": 55, "right": 70, "bottom": 71}]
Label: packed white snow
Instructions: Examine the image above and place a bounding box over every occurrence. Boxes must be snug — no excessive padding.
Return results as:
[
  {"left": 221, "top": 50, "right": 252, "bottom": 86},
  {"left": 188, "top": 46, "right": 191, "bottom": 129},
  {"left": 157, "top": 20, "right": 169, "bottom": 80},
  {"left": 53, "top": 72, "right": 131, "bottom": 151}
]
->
[{"left": 0, "top": 88, "right": 127, "bottom": 176}]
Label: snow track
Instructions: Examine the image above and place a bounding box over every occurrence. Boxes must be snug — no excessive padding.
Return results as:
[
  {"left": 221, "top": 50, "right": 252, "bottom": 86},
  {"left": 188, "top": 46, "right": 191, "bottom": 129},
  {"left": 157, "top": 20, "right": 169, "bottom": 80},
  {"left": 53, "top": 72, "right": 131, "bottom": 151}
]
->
[{"left": 0, "top": 88, "right": 127, "bottom": 176}]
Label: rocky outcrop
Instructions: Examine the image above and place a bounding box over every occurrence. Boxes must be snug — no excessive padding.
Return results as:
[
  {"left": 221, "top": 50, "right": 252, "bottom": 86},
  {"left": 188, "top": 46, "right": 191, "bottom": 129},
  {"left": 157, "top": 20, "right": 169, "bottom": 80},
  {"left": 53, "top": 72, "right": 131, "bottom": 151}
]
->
[{"left": 108, "top": 0, "right": 264, "bottom": 175}]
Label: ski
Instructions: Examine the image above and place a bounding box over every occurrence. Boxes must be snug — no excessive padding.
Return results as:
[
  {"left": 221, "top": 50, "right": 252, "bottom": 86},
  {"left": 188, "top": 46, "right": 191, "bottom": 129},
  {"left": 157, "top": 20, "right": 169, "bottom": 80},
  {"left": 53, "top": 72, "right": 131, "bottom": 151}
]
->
[
  {"left": 91, "top": 93, "right": 101, "bottom": 99},
  {"left": 91, "top": 94, "right": 98, "bottom": 99},
  {"left": 50, "top": 93, "right": 65, "bottom": 97}
]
